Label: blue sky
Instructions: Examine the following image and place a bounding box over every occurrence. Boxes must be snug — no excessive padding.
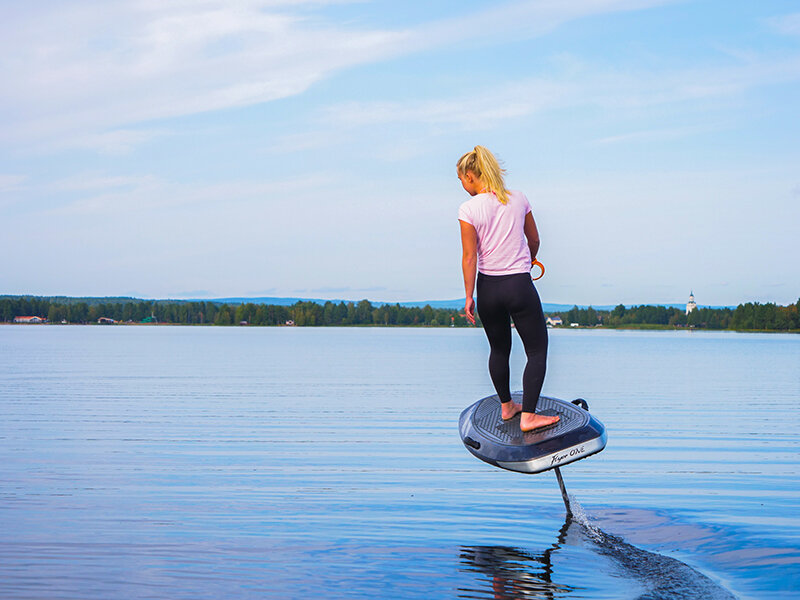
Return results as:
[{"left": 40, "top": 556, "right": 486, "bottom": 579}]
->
[{"left": 2, "top": 0, "right": 799, "bottom": 305}]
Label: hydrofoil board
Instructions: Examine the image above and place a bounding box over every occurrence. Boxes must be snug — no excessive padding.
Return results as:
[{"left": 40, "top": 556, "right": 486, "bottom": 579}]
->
[{"left": 459, "top": 393, "right": 606, "bottom": 474}]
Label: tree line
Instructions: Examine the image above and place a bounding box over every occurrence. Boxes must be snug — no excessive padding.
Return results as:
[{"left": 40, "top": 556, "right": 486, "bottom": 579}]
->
[
  {"left": 555, "top": 299, "right": 800, "bottom": 331},
  {"left": 0, "top": 297, "right": 471, "bottom": 327},
  {"left": 2, "top": 296, "right": 798, "bottom": 331}
]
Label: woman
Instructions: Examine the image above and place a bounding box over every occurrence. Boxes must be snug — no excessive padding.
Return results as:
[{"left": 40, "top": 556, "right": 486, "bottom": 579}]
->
[{"left": 457, "top": 146, "right": 558, "bottom": 432}]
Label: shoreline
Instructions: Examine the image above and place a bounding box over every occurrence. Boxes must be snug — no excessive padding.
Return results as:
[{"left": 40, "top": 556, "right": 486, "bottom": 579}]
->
[
  {"left": 2, "top": 322, "right": 797, "bottom": 334},
  {"left": 5, "top": 296, "right": 798, "bottom": 331}
]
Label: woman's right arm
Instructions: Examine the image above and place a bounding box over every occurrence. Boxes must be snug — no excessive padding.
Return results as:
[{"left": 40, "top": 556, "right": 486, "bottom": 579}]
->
[{"left": 460, "top": 220, "right": 478, "bottom": 324}]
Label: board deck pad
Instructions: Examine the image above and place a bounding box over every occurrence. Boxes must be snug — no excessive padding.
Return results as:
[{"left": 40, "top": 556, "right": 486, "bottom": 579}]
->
[
  {"left": 459, "top": 393, "right": 607, "bottom": 474},
  {"left": 472, "top": 393, "right": 589, "bottom": 445}
]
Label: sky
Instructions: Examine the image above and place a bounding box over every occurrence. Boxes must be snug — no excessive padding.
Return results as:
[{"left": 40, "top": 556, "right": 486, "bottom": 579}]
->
[{"left": 2, "top": 0, "right": 799, "bottom": 306}]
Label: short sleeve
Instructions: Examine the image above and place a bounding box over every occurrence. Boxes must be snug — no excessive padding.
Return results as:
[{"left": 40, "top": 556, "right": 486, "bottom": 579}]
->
[
  {"left": 458, "top": 202, "right": 473, "bottom": 225},
  {"left": 521, "top": 192, "right": 532, "bottom": 214}
]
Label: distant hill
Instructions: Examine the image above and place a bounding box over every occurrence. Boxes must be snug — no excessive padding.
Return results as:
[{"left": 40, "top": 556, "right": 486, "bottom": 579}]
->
[
  {"left": 205, "top": 297, "right": 644, "bottom": 311},
  {"left": 392, "top": 298, "right": 589, "bottom": 311},
  {"left": 398, "top": 300, "right": 709, "bottom": 312},
  {"left": 0, "top": 294, "right": 732, "bottom": 311}
]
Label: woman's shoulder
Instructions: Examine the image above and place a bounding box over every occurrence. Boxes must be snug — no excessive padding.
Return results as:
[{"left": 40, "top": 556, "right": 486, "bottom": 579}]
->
[
  {"left": 504, "top": 189, "right": 528, "bottom": 208},
  {"left": 458, "top": 196, "right": 477, "bottom": 213},
  {"left": 459, "top": 193, "right": 491, "bottom": 211},
  {"left": 458, "top": 196, "right": 479, "bottom": 222}
]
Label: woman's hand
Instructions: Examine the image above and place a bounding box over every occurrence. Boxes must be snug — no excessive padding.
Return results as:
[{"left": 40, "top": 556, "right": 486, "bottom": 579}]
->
[{"left": 465, "top": 297, "right": 476, "bottom": 325}]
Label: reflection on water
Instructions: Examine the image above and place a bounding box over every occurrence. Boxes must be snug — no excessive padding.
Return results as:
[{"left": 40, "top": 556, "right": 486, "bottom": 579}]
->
[
  {"left": 460, "top": 507, "right": 737, "bottom": 600},
  {"left": 460, "top": 519, "right": 574, "bottom": 599}
]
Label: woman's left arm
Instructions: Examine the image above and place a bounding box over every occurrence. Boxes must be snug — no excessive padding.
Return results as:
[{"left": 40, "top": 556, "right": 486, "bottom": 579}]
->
[{"left": 523, "top": 211, "right": 540, "bottom": 261}]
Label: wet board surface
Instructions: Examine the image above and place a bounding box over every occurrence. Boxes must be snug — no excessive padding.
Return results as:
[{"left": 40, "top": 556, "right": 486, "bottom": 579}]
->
[{"left": 459, "top": 392, "right": 607, "bottom": 474}]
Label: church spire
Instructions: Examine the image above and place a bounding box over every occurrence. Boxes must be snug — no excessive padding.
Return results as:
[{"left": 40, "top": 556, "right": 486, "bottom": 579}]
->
[{"left": 686, "top": 291, "right": 697, "bottom": 315}]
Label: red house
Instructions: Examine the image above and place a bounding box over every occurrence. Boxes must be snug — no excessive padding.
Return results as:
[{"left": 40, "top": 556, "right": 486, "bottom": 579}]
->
[{"left": 14, "top": 316, "right": 45, "bottom": 323}]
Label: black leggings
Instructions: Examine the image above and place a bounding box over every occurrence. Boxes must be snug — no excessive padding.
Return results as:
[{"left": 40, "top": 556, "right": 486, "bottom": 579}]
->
[{"left": 477, "top": 272, "right": 548, "bottom": 413}]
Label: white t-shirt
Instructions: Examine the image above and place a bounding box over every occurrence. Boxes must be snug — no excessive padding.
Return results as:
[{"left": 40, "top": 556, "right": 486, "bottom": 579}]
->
[{"left": 458, "top": 190, "right": 532, "bottom": 276}]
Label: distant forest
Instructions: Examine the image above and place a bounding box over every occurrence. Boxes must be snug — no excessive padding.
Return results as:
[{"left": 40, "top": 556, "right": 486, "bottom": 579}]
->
[
  {"left": 1, "top": 297, "right": 469, "bottom": 327},
  {"left": 1, "top": 296, "right": 798, "bottom": 331},
  {"left": 560, "top": 301, "right": 800, "bottom": 331}
]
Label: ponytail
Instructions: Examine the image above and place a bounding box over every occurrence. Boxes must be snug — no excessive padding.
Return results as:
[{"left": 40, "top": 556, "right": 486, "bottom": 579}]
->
[{"left": 456, "top": 145, "right": 510, "bottom": 205}]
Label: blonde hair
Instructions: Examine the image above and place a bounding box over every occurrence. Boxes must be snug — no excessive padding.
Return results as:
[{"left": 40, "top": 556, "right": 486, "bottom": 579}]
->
[{"left": 456, "top": 145, "right": 510, "bottom": 205}]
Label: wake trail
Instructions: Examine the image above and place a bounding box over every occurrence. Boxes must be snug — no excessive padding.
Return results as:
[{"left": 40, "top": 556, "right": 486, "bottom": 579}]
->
[{"left": 569, "top": 497, "right": 737, "bottom": 600}]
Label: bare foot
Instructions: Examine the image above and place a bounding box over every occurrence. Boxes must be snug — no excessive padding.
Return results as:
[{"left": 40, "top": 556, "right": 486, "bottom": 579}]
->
[
  {"left": 500, "top": 400, "right": 523, "bottom": 421},
  {"left": 520, "top": 412, "right": 560, "bottom": 432}
]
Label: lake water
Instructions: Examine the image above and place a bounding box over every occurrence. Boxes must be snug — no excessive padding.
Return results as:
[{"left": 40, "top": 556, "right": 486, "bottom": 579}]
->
[{"left": 1, "top": 325, "right": 798, "bottom": 599}]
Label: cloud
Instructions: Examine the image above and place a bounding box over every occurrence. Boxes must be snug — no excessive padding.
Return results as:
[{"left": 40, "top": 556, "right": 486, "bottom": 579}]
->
[
  {"left": 1, "top": 1, "right": 409, "bottom": 149},
  {"left": 767, "top": 12, "right": 800, "bottom": 36},
  {"left": 1, "top": 0, "right": 678, "bottom": 151},
  {"left": 30, "top": 169, "right": 333, "bottom": 217},
  {"left": 325, "top": 79, "right": 569, "bottom": 128},
  {"left": 0, "top": 174, "right": 27, "bottom": 192},
  {"left": 65, "top": 129, "right": 170, "bottom": 155},
  {"left": 304, "top": 286, "right": 387, "bottom": 293},
  {"left": 320, "top": 54, "right": 800, "bottom": 131},
  {"left": 411, "top": 0, "right": 679, "bottom": 48},
  {"left": 590, "top": 124, "right": 722, "bottom": 145},
  {"left": 48, "top": 173, "right": 162, "bottom": 192},
  {"left": 168, "top": 290, "right": 216, "bottom": 298}
]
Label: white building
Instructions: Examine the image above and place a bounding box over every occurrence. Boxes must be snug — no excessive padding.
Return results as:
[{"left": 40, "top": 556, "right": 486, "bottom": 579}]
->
[
  {"left": 686, "top": 291, "right": 697, "bottom": 315},
  {"left": 546, "top": 316, "right": 563, "bottom": 327}
]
